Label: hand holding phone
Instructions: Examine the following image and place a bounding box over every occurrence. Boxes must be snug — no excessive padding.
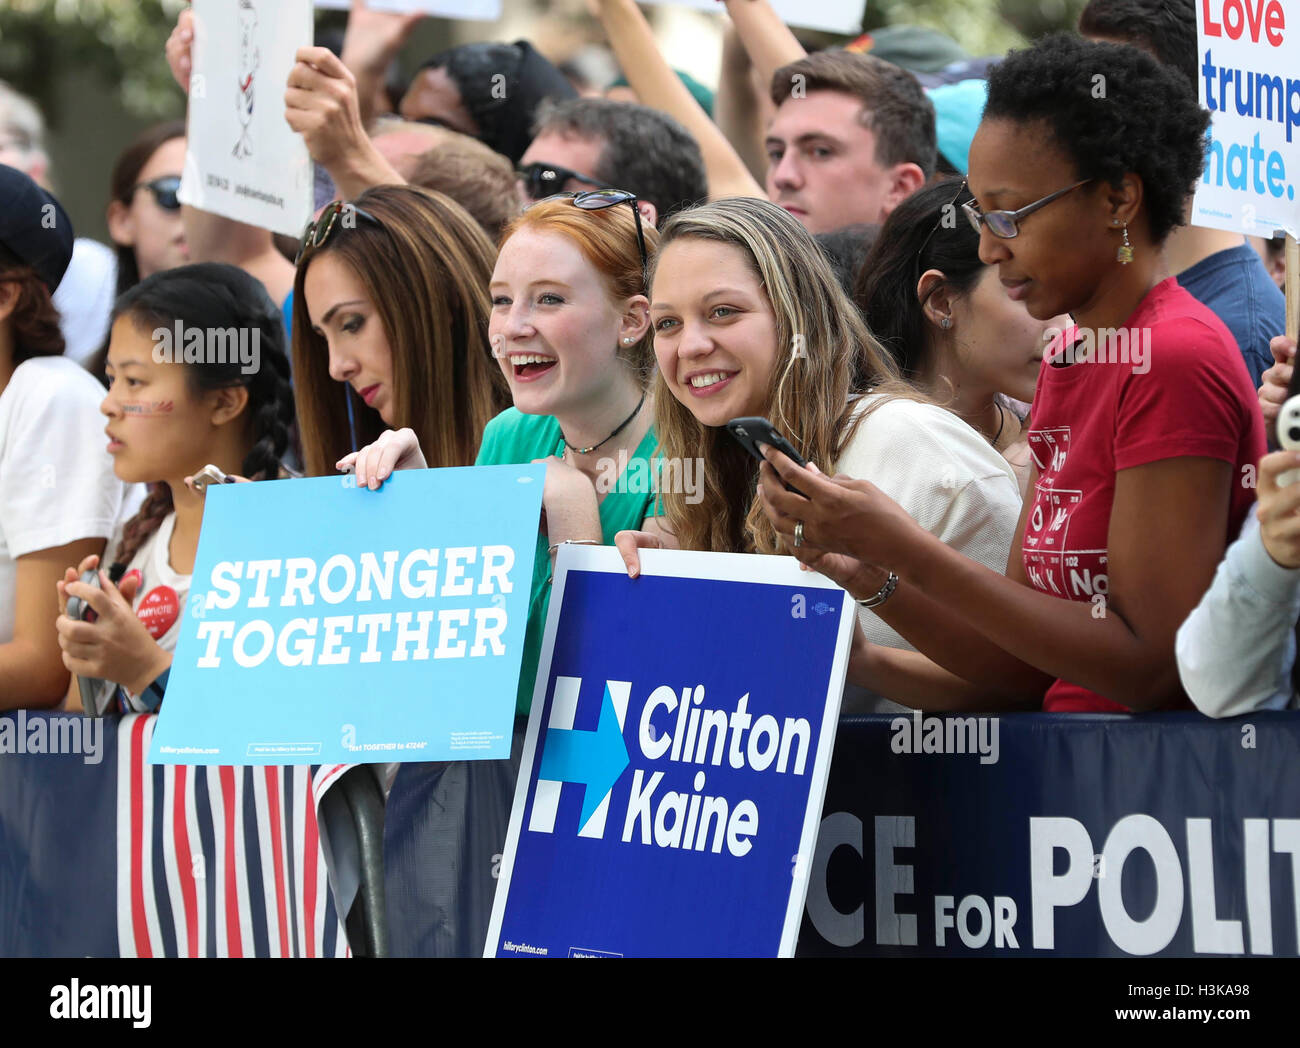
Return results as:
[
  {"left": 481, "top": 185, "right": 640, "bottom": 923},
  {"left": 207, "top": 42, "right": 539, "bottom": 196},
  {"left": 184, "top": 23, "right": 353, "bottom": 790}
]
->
[
  {"left": 726, "top": 417, "right": 808, "bottom": 496},
  {"left": 64, "top": 569, "right": 101, "bottom": 623}
]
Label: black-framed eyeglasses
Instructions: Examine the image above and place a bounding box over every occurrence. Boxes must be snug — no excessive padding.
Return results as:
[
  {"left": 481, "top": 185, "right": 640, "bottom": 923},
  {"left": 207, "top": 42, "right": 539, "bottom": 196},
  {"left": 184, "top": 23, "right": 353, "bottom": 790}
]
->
[
  {"left": 962, "top": 179, "right": 1093, "bottom": 239},
  {"left": 133, "top": 175, "right": 182, "bottom": 211},
  {"left": 295, "top": 200, "right": 381, "bottom": 266},
  {"left": 516, "top": 161, "right": 609, "bottom": 202},
  {"left": 531, "top": 189, "right": 649, "bottom": 293}
]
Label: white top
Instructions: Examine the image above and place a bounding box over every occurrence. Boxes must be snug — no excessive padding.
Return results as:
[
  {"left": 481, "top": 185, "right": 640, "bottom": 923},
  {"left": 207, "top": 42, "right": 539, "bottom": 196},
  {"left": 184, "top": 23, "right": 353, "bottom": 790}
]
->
[
  {"left": 834, "top": 394, "right": 1023, "bottom": 650},
  {"left": 0, "top": 355, "right": 124, "bottom": 642},
  {"left": 91, "top": 510, "right": 191, "bottom": 714},
  {"left": 1176, "top": 510, "right": 1299, "bottom": 715},
  {"left": 52, "top": 238, "right": 116, "bottom": 366}
]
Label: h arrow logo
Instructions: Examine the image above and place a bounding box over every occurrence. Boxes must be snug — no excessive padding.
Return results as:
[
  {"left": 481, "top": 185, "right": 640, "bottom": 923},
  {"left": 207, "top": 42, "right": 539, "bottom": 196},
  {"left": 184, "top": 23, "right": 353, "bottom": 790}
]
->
[{"left": 529, "top": 677, "right": 631, "bottom": 838}]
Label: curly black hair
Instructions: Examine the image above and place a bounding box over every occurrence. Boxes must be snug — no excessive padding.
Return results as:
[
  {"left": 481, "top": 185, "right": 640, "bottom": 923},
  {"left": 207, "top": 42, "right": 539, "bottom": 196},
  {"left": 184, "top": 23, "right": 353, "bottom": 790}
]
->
[
  {"left": 982, "top": 32, "right": 1209, "bottom": 245},
  {"left": 1078, "top": 0, "right": 1198, "bottom": 92}
]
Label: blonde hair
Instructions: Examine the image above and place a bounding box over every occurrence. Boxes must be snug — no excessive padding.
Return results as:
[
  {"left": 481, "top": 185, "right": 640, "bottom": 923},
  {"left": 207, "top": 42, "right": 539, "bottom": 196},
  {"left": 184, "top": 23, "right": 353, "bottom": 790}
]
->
[
  {"left": 651, "top": 197, "right": 918, "bottom": 554},
  {"left": 498, "top": 195, "right": 659, "bottom": 387},
  {"left": 292, "top": 185, "right": 509, "bottom": 475}
]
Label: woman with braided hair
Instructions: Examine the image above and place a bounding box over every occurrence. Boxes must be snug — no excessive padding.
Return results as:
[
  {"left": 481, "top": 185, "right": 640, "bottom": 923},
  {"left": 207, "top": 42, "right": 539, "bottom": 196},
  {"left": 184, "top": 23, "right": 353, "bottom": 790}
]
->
[{"left": 55, "top": 263, "right": 295, "bottom": 713}]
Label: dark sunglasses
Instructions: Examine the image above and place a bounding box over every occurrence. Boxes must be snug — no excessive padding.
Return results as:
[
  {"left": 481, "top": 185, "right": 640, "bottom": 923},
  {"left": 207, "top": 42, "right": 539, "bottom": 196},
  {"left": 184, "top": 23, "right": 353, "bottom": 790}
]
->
[
  {"left": 295, "top": 200, "right": 381, "bottom": 266},
  {"left": 530, "top": 189, "right": 649, "bottom": 293},
  {"left": 963, "top": 179, "right": 1093, "bottom": 239},
  {"left": 133, "top": 175, "right": 182, "bottom": 211},
  {"left": 516, "top": 161, "right": 608, "bottom": 201}
]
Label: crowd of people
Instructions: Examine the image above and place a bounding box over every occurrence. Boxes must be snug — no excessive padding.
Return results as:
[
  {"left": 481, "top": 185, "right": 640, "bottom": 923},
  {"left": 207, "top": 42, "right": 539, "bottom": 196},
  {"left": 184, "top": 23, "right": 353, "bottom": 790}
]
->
[{"left": 0, "top": 1, "right": 1296, "bottom": 746}]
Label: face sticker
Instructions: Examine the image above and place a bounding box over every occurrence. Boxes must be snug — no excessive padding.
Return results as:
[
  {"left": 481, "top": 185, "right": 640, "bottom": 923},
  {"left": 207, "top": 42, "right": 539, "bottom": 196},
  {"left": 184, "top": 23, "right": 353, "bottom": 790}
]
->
[{"left": 120, "top": 401, "right": 176, "bottom": 417}]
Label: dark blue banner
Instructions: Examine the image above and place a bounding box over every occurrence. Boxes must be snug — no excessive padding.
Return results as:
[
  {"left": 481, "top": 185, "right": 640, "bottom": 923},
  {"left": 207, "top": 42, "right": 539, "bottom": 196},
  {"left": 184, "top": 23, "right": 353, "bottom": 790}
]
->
[{"left": 801, "top": 712, "right": 1300, "bottom": 957}]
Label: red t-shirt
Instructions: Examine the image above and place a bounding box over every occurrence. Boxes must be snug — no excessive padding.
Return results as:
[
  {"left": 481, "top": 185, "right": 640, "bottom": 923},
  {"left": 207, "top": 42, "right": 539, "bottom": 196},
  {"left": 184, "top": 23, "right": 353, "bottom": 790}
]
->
[{"left": 1023, "top": 277, "right": 1265, "bottom": 712}]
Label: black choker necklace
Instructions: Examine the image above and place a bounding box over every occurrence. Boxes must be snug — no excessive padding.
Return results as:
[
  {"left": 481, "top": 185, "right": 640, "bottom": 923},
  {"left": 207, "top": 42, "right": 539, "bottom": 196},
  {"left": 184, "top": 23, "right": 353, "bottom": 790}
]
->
[{"left": 561, "top": 392, "right": 647, "bottom": 455}]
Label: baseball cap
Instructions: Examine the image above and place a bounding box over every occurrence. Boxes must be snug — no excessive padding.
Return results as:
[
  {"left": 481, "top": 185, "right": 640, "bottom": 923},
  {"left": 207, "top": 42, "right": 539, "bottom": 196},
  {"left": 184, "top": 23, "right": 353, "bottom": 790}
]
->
[{"left": 0, "top": 164, "right": 74, "bottom": 293}]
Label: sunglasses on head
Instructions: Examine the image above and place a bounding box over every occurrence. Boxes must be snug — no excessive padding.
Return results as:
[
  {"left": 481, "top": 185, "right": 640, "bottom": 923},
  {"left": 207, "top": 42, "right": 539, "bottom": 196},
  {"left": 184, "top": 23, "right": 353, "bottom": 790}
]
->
[
  {"left": 962, "top": 179, "right": 1093, "bottom": 239},
  {"left": 529, "top": 189, "right": 649, "bottom": 294},
  {"left": 516, "top": 161, "right": 608, "bottom": 202},
  {"left": 295, "top": 200, "right": 382, "bottom": 266},
  {"left": 133, "top": 175, "right": 182, "bottom": 211}
]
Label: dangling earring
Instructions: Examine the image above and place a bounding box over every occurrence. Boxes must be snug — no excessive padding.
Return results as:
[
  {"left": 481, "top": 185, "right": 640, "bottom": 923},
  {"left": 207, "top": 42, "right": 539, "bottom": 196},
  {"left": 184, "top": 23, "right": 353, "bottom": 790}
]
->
[{"left": 1117, "top": 220, "right": 1133, "bottom": 265}]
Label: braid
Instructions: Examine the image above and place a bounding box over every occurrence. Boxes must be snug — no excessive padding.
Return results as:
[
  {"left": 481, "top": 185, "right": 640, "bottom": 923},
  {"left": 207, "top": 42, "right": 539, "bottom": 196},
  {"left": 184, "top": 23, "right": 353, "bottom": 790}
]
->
[
  {"left": 111, "top": 484, "right": 175, "bottom": 574},
  {"left": 239, "top": 315, "right": 296, "bottom": 480}
]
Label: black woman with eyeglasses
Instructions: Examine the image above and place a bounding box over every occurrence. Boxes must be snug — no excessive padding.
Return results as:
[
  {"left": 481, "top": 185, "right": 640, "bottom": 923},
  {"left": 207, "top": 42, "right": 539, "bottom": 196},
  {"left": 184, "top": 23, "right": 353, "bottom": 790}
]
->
[
  {"left": 855, "top": 176, "right": 1071, "bottom": 495},
  {"left": 755, "top": 34, "right": 1265, "bottom": 714},
  {"left": 105, "top": 121, "right": 189, "bottom": 301}
]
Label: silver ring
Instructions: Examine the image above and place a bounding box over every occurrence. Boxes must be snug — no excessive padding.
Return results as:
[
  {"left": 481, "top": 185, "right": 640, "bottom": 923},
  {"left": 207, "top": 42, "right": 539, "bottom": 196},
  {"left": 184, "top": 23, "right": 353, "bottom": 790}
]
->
[{"left": 794, "top": 521, "right": 804, "bottom": 548}]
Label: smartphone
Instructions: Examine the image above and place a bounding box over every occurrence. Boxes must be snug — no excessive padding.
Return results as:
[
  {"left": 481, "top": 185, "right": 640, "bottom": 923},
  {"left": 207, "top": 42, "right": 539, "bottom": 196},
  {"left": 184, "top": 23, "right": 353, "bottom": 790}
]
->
[
  {"left": 191, "top": 463, "right": 236, "bottom": 495},
  {"left": 726, "top": 417, "right": 809, "bottom": 496},
  {"left": 64, "top": 569, "right": 100, "bottom": 623},
  {"left": 64, "top": 569, "right": 110, "bottom": 716}
]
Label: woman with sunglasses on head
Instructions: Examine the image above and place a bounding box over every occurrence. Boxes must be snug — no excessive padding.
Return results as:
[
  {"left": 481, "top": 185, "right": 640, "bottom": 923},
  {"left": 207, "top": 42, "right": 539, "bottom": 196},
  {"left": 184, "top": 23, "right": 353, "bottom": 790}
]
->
[
  {"left": 756, "top": 35, "right": 1265, "bottom": 713},
  {"left": 336, "top": 189, "right": 659, "bottom": 956},
  {"left": 55, "top": 264, "right": 295, "bottom": 715},
  {"left": 343, "top": 188, "right": 659, "bottom": 719},
  {"left": 293, "top": 184, "right": 509, "bottom": 477},
  {"left": 614, "top": 196, "right": 1024, "bottom": 711},
  {"left": 856, "top": 177, "right": 1070, "bottom": 496}
]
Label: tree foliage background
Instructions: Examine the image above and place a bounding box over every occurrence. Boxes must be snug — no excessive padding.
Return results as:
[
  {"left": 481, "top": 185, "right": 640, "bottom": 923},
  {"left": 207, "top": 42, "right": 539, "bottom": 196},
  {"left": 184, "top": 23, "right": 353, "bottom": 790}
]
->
[
  {"left": 0, "top": 0, "right": 188, "bottom": 124},
  {"left": 0, "top": 0, "right": 1089, "bottom": 125}
]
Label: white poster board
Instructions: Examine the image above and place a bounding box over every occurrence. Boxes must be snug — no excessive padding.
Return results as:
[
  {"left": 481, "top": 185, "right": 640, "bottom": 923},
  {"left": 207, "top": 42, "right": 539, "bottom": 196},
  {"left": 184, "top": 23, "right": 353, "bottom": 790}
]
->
[
  {"left": 313, "top": 0, "right": 503, "bottom": 19},
  {"left": 178, "top": 0, "right": 315, "bottom": 238},
  {"left": 649, "top": 0, "right": 862, "bottom": 36},
  {"left": 1191, "top": 0, "right": 1300, "bottom": 238}
]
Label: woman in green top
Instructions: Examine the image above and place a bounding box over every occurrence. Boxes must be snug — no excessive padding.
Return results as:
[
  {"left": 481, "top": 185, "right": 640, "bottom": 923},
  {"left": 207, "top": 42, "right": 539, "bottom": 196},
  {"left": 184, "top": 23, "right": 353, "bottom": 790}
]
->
[
  {"left": 340, "top": 193, "right": 661, "bottom": 956},
  {"left": 340, "top": 192, "right": 661, "bottom": 716}
]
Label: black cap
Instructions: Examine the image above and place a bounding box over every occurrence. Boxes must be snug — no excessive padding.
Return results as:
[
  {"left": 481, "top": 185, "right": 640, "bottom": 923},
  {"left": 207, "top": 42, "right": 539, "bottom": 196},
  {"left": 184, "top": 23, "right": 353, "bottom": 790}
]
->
[
  {"left": 0, "top": 164, "right": 74, "bottom": 293},
  {"left": 415, "top": 41, "right": 577, "bottom": 165}
]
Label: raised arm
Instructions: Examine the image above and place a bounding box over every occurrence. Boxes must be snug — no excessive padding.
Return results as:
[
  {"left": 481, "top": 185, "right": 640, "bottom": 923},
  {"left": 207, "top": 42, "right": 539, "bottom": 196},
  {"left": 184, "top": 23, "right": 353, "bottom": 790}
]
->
[
  {"left": 714, "top": 25, "right": 771, "bottom": 182},
  {"left": 722, "top": 0, "right": 806, "bottom": 90},
  {"left": 285, "top": 46, "right": 406, "bottom": 200},
  {"left": 589, "top": 0, "right": 764, "bottom": 201},
  {"left": 338, "top": 0, "right": 427, "bottom": 128}
]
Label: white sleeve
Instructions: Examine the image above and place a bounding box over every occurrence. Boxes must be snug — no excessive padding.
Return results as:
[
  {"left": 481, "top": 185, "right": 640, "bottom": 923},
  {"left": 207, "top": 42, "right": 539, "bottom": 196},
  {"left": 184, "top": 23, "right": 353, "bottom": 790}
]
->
[
  {"left": 0, "top": 359, "right": 123, "bottom": 557},
  {"left": 1176, "top": 512, "right": 1299, "bottom": 716},
  {"left": 838, "top": 399, "right": 1022, "bottom": 573},
  {"left": 836, "top": 399, "right": 1022, "bottom": 649}
]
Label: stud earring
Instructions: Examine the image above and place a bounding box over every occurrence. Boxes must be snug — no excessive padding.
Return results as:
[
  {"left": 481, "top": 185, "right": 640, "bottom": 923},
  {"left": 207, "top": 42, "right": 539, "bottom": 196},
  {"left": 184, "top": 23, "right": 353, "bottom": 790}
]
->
[
  {"left": 1117, "top": 220, "right": 1133, "bottom": 265},
  {"left": 623, "top": 337, "right": 634, "bottom": 344},
  {"left": 940, "top": 316, "right": 952, "bottom": 330}
]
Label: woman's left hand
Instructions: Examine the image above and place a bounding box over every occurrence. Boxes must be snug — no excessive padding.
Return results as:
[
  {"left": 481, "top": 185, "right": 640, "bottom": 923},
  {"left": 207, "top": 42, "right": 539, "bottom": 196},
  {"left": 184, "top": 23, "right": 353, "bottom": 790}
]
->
[
  {"left": 756, "top": 445, "right": 921, "bottom": 571},
  {"left": 55, "top": 570, "right": 169, "bottom": 695}
]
